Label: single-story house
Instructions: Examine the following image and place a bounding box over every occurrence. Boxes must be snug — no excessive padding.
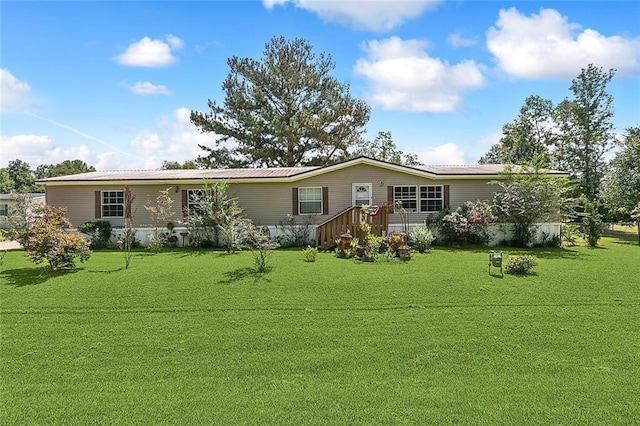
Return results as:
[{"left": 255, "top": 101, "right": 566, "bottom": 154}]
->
[
  {"left": 36, "top": 156, "right": 568, "bottom": 247},
  {"left": 0, "top": 193, "right": 46, "bottom": 228}
]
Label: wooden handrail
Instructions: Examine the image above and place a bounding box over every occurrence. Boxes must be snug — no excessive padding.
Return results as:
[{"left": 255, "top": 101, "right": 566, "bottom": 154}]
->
[
  {"left": 315, "top": 206, "right": 389, "bottom": 249},
  {"left": 315, "top": 205, "right": 356, "bottom": 228}
]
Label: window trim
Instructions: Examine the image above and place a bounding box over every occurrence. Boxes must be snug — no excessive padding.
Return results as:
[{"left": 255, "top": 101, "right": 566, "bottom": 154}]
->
[
  {"left": 393, "top": 185, "right": 418, "bottom": 212},
  {"left": 392, "top": 184, "right": 445, "bottom": 213},
  {"left": 101, "top": 190, "right": 125, "bottom": 218},
  {"left": 419, "top": 185, "right": 444, "bottom": 212},
  {"left": 298, "top": 187, "right": 323, "bottom": 215},
  {"left": 186, "top": 188, "right": 209, "bottom": 216}
]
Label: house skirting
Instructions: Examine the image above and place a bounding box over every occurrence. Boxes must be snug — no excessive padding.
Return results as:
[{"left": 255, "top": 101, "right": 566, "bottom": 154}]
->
[{"left": 74, "top": 222, "right": 562, "bottom": 248}]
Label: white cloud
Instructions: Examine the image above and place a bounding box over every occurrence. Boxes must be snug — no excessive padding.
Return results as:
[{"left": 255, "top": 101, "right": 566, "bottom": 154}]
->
[
  {"left": 125, "top": 81, "right": 172, "bottom": 96},
  {"left": 263, "top": 0, "right": 288, "bottom": 7},
  {"left": 264, "top": 0, "right": 440, "bottom": 32},
  {"left": 165, "top": 34, "right": 184, "bottom": 50},
  {"left": 93, "top": 152, "right": 132, "bottom": 171},
  {"left": 195, "top": 40, "right": 224, "bottom": 54},
  {"left": 2, "top": 108, "right": 221, "bottom": 170},
  {"left": 414, "top": 142, "right": 468, "bottom": 165},
  {"left": 447, "top": 32, "right": 478, "bottom": 48},
  {"left": 130, "top": 131, "right": 164, "bottom": 151},
  {"left": 0, "top": 134, "right": 95, "bottom": 168},
  {"left": 474, "top": 131, "right": 502, "bottom": 149},
  {"left": 469, "top": 131, "right": 503, "bottom": 163},
  {"left": 128, "top": 107, "right": 221, "bottom": 169},
  {"left": 487, "top": 7, "right": 640, "bottom": 78},
  {"left": 115, "top": 35, "right": 184, "bottom": 67},
  {"left": 1, "top": 69, "right": 32, "bottom": 112},
  {"left": 354, "top": 37, "right": 485, "bottom": 112},
  {"left": 1, "top": 135, "right": 53, "bottom": 158}
]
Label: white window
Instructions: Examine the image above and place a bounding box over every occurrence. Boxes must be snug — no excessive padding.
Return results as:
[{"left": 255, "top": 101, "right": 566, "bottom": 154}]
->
[
  {"left": 101, "top": 191, "right": 124, "bottom": 217},
  {"left": 420, "top": 185, "right": 443, "bottom": 212},
  {"left": 394, "top": 186, "right": 417, "bottom": 212},
  {"left": 299, "top": 187, "right": 322, "bottom": 214},
  {"left": 187, "top": 189, "right": 208, "bottom": 215},
  {"left": 393, "top": 185, "right": 444, "bottom": 213},
  {"left": 0, "top": 204, "right": 8, "bottom": 216}
]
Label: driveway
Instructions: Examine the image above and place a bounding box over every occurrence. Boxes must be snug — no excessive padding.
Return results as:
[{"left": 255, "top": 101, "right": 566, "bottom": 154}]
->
[{"left": 0, "top": 240, "right": 22, "bottom": 250}]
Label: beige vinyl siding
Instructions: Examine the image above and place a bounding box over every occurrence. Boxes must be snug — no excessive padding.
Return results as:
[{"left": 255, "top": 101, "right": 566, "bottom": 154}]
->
[
  {"left": 47, "top": 186, "right": 102, "bottom": 227},
  {"left": 275, "top": 164, "right": 499, "bottom": 225},
  {"left": 45, "top": 164, "right": 502, "bottom": 228},
  {"left": 48, "top": 183, "right": 297, "bottom": 229},
  {"left": 237, "top": 164, "right": 499, "bottom": 225},
  {"left": 226, "top": 183, "right": 293, "bottom": 226},
  {"left": 447, "top": 180, "right": 498, "bottom": 208},
  {"left": 47, "top": 184, "right": 182, "bottom": 228}
]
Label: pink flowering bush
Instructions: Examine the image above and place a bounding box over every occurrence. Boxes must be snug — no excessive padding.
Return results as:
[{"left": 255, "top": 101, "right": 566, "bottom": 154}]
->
[
  {"left": 438, "top": 201, "right": 494, "bottom": 245},
  {"left": 16, "top": 204, "right": 91, "bottom": 270}
]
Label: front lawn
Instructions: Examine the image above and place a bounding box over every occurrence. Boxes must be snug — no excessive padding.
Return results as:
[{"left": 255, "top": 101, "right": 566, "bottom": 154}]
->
[{"left": 1, "top": 238, "right": 639, "bottom": 424}]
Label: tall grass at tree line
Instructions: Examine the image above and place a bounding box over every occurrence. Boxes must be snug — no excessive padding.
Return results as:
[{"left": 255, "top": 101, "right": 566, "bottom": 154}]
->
[{"left": 1, "top": 235, "right": 638, "bottom": 424}]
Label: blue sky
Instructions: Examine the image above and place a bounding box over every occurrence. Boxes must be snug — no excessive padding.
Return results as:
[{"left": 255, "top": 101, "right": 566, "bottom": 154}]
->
[{"left": 1, "top": 1, "right": 639, "bottom": 170}]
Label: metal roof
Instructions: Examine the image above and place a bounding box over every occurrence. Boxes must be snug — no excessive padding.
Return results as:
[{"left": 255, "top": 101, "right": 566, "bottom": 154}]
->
[
  {"left": 414, "top": 164, "right": 567, "bottom": 176},
  {"left": 36, "top": 157, "right": 568, "bottom": 184},
  {"left": 37, "top": 166, "right": 320, "bottom": 182},
  {"left": 0, "top": 193, "right": 46, "bottom": 200}
]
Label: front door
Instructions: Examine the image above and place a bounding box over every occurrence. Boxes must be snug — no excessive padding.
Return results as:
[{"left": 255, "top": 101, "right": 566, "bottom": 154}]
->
[{"left": 352, "top": 183, "right": 372, "bottom": 206}]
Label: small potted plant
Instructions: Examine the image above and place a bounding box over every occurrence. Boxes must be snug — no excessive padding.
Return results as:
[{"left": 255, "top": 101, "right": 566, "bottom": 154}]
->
[
  {"left": 339, "top": 231, "right": 353, "bottom": 250},
  {"left": 388, "top": 232, "right": 405, "bottom": 250},
  {"left": 396, "top": 245, "right": 411, "bottom": 261}
]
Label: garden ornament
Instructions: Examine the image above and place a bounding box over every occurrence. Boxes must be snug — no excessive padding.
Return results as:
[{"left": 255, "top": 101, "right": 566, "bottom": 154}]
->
[{"left": 489, "top": 251, "right": 503, "bottom": 276}]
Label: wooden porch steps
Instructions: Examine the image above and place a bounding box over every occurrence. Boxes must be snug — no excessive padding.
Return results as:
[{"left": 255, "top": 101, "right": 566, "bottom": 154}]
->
[{"left": 315, "top": 205, "right": 389, "bottom": 250}]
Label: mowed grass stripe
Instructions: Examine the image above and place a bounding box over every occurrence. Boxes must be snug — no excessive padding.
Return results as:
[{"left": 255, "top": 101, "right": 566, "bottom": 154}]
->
[
  {"left": 1, "top": 237, "right": 639, "bottom": 424},
  {"left": 3, "top": 306, "right": 638, "bottom": 424}
]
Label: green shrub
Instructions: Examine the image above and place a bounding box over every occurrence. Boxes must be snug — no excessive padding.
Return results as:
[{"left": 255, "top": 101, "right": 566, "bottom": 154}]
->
[
  {"left": 335, "top": 237, "right": 357, "bottom": 259},
  {"left": 408, "top": 226, "right": 434, "bottom": 253},
  {"left": 275, "top": 214, "right": 315, "bottom": 248},
  {"left": 561, "top": 223, "right": 580, "bottom": 247},
  {"left": 302, "top": 246, "right": 318, "bottom": 262},
  {"left": 78, "top": 220, "right": 112, "bottom": 249},
  {"left": 437, "top": 200, "right": 494, "bottom": 246},
  {"left": 580, "top": 196, "right": 604, "bottom": 248},
  {"left": 249, "top": 231, "right": 279, "bottom": 273},
  {"left": 16, "top": 204, "right": 91, "bottom": 270},
  {"left": 504, "top": 255, "right": 537, "bottom": 275}
]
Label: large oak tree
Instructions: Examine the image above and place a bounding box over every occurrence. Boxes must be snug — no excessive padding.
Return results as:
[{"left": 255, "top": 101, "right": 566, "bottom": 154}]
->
[
  {"left": 191, "top": 36, "right": 370, "bottom": 168},
  {"left": 553, "top": 65, "right": 616, "bottom": 201},
  {"left": 351, "top": 131, "right": 421, "bottom": 166},
  {"left": 35, "top": 160, "right": 95, "bottom": 179},
  {"left": 479, "top": 95, "right": 555, "bottom": 165}
]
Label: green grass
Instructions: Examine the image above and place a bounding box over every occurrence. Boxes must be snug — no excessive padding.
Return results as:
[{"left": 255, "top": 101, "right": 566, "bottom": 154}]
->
[{"left": 1, "top": 238, "right": 639, "bottom": 425}]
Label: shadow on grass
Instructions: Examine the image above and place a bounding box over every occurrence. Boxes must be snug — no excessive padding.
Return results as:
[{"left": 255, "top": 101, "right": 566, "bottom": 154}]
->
[
  {"left": 1, "top": 266, "right": 80, "bottom": 287},
  {"left": 434, "top": 245, "right": 584, "bottom": 260},
  {"left": 612, "top": 240, "right": 640, "bottom": 247},
  {"left": 87, "top": 267, "right": 125, "bottom": 274},
  {"left": 602, "top": 229, "right": 638, "bottom": 242},
  {"left": 510, "top": 271, "right": 539, "bottom": 278},
  {"left": 526, "top": 248, "right": 583, "bottom": 259},
  {"left": 218, "top": 267, "right": 272, "bottom": 285},
  {"left": 172, "top": 248, "right": 239, "bottom": 258}
]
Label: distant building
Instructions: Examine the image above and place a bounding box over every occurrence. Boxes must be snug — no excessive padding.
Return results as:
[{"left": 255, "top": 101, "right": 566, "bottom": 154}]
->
[{"left": 0, "top": 193, "right": 46, "bottom": 228}]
